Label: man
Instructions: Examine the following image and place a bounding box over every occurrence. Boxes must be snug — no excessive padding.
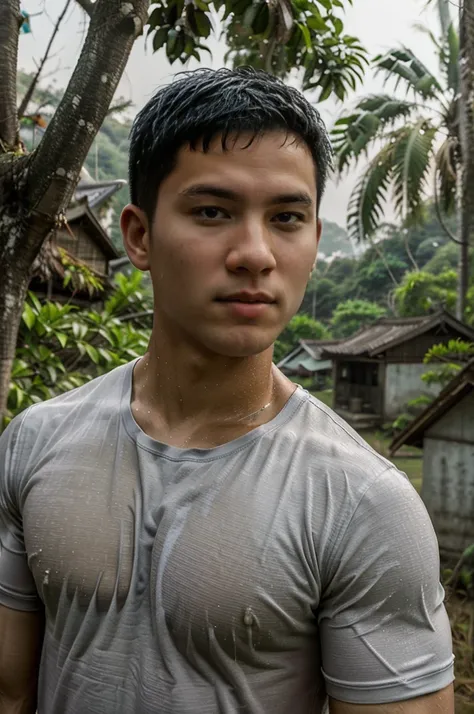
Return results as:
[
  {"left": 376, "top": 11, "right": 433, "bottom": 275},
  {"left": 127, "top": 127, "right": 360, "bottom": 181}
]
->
[{"left": 0, "top": 68, "right": 454, "bottom": 713}]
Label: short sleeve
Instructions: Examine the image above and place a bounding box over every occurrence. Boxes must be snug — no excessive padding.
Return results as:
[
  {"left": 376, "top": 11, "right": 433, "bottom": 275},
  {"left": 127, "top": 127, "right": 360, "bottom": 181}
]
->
[
  {"left": 318, "top": 468, "right": 454, "bottom": 705},
  {"left": 0, "top": 411, "right": 41, "bottom": 611}
]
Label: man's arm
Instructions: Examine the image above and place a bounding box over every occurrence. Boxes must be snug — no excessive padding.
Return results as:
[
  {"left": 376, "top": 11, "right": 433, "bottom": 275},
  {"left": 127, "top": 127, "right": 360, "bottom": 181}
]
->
[
  {"left": 0, "top": 604, "right": 44, "bottom": 714},
  {"left": 329, "top": 683, "right": 455, "bottom": 713}
]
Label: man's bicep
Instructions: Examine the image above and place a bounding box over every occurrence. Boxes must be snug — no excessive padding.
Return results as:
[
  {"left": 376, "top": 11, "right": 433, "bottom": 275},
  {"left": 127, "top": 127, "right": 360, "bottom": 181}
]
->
[
  {"left": 319, "top": 469, "right": 454, "bottom": 705},
  {"left": 329, "top": 683, "right": 455, "bottom": 713},
  {"left": 0, "top": 603, "right": 44, "bottom": 708}
]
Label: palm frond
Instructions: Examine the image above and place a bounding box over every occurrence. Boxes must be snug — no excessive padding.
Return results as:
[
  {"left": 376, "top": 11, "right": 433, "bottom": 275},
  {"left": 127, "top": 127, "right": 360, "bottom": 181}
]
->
[
  {"left": 391, "top": 120, "right": 438, "bottom": 223},
  {"left": 374, "top": 48, "right": 444, "bottom": 100},
  {"left": 346, "top": 144, "right": 395, "bottom": 242},
  {"left": 435, "top": 136, "right": 459, "bottom": 214},
  {"left": 331, "top": 95, "right": 416, "bottom": 174}
]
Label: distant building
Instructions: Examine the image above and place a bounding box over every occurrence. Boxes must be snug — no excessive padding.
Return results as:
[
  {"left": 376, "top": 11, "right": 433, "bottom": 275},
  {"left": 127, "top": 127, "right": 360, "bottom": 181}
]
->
[
  {"left": 30, "top": 172, "right": 125, "bottom": 304},
  {"left": 390, "top": 360, "right": 474, "bottom": 560},
  {"left": 322, "top": 312, "right": 474, "bottom": 429},
  {"left": 277, "top": 339, "right": 338, "bottom": 388}
]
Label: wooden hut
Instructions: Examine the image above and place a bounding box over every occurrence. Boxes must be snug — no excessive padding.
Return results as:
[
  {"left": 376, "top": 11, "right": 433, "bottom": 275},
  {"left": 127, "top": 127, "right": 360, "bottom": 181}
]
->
[
  {"left": 322, "top": 312, "right": 474, "bottom": 428},
  {"left": 390, "top": 360, "right": 474, "bottom": 560}
]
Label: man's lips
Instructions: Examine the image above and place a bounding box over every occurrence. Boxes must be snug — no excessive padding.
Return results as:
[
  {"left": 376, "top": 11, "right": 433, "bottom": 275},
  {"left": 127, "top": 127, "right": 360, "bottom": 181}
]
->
[
  {"left": 215, "top": 293, "right": 277, "bottom": 319},
  {"left": 216, "top": 291, "right": 276, "bottom": 304}
]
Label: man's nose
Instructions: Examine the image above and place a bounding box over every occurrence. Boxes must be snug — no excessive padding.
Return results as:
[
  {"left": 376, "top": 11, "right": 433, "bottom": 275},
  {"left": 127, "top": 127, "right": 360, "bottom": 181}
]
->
[{"left": 225, "top": 219, "right": 277, "bottom": 275}]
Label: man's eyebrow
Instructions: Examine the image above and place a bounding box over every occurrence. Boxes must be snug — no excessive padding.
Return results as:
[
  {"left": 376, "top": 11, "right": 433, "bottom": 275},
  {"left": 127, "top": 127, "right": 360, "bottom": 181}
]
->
[{"left": 180, "top": 184, "right": 314, "bottom": 207}]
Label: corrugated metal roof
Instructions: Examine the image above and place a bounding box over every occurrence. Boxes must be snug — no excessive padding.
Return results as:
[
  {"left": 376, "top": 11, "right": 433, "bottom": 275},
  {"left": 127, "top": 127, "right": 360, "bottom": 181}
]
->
[
  {"left": 299, "top": 339, "right": 339, "bottom": 359},
  {"left": 74, "top": 179, "right": 127, "bottom": 210},
  {"left": 323, "top": 312, "right": 474, "bottom": 358}
]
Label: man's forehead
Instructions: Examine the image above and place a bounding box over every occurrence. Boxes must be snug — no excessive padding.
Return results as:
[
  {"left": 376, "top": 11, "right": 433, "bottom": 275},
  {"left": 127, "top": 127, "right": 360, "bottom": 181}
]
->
[{"left": 167, "top": 131, "right": 318, "bottom": 197}]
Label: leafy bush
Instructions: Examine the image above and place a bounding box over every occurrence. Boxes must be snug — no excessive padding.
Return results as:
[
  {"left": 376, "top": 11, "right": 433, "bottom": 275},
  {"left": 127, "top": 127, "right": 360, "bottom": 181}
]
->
[
  {"left": 5, "top": 271, "right": 152, "bottom": 429},
  {"left": 274, "top": 314, "right": 329, "bottom": 363},
  {"left": 394, "top": 269, "right": 458, "bottom": 317}
]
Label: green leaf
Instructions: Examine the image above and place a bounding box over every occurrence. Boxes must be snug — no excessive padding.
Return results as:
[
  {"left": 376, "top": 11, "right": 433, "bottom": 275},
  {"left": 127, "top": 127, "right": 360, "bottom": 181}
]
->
[
  {"left": 307, "top": 14, "right": 326, "bottom": 31},
  {"left": 28, "top": 292, "right": 42, "bottom": 312},
  {"left": 153, "top": 26, "right": 169, "bottom": 51},
  {"left": 46, "top": 365, "right": 57, "bottom": 384},
  {"left": 462, "top": 543, "right": 474, "bottom": 560},
  {"left": 298, "top": 22, "right": 312, "bottom": 51},
  {"left": 194, "top": 10, "right": 212, "bottom": 38},
  {"left": 56, "top": 332, "right": 68, "bottom": 349},
  {"left": 331, "top": 16, "right": 343, "bottom": 35},
  {"left": 23, "top": 303, "right": 36, "bottom": 330},
  {"left": 85, "top": 344, "right": 100, "bottom": 364}
]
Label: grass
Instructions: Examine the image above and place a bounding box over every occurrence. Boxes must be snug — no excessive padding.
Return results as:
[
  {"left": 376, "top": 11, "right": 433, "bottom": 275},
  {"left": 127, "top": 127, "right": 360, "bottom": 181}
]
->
[{"left": 312, "top": 388, "right": 473, "bottom": 709}]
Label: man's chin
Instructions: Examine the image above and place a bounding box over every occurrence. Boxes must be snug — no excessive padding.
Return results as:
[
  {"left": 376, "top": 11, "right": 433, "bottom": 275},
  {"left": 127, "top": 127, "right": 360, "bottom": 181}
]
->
[{"left": 204, "top": 330, "right": 277, "bottom": 359}]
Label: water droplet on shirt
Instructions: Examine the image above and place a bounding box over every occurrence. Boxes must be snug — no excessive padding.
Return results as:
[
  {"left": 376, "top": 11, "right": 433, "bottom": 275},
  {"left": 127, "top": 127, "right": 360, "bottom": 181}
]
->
[
  {"left": 43, "top": 569, "right": 50, "bottom": 586},
  {"left": 243, "top": 607, "right": 254, "bottom": 626}
]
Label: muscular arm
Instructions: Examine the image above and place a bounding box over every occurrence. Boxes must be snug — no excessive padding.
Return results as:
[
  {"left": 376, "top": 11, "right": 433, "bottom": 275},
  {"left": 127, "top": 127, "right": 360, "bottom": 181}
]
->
[
  {"left": 329, "top": 684, "right": 455, "bottom": 713},
  {"left": 0, "top": 604, "right": 44, "bottom": 714}
]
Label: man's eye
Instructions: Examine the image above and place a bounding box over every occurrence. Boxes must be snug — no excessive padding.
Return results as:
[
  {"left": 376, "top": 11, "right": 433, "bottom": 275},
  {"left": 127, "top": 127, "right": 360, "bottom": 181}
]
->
[
  {"left": 273, "top": 212, "right": 304, "bottom": 225},
  {"left": 194, "top": 207, "right": 228, "bottom": 220}
]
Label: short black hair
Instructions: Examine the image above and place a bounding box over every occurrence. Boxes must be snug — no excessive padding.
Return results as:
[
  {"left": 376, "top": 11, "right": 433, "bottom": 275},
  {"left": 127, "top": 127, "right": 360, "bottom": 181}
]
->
[{"left": 129, "top": 67, "right": 332, "bottom": 221}]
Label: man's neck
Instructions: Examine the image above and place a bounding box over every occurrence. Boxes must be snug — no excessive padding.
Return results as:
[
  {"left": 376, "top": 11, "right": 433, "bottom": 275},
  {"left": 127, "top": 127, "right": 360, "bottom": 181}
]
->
[{"left": 130, "top": 329, "right": 295, "bottom": 449}]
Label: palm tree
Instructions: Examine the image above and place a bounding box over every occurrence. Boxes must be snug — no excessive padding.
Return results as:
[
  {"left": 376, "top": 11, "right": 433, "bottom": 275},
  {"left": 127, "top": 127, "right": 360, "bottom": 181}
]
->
[{"left": 331, "top": 0, "right": 471, "bottom": 318}]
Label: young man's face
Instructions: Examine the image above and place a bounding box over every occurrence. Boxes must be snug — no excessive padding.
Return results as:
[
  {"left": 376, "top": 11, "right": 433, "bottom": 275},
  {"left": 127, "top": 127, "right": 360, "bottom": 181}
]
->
[{"left": 124, "top": 131, "right": 321, "bottom": 358}]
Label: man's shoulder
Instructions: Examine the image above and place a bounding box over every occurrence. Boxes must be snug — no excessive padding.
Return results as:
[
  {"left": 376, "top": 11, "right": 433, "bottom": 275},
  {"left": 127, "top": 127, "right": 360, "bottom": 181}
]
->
[
  {"left": 284, "top": 389, "right": 403, "bottom": 497},
  {"left": 8, "top": 361, "right": 134, "bottom": 447},
  {"left": 294, "top": 390, "right": 393, "bottom": 468}
]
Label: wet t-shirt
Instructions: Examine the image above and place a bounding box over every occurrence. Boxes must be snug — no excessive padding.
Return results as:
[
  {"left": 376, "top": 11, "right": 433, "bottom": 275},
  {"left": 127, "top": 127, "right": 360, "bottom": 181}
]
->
[{"left": 0, "top": 361, "right": 454, "bottom": 713}]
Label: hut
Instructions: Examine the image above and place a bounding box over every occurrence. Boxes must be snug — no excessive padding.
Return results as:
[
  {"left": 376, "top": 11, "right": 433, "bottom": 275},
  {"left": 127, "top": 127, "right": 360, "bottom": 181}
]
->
[
  {"left": 277, "top": 339, "right": 337, "bottom": 389},
  {"left": 30, "top": 174, "right": 124, "bottom": 305},
  {"left": 322, "top": 312, "right": 474, "bottom": 429},
  {"left": 390, "top": 360, "right": 474, "bottom": 560}
]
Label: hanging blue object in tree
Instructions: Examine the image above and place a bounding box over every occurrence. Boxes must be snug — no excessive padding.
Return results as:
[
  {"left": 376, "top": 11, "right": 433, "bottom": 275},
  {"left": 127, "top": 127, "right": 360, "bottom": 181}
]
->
[{"left": 20, "top": 10, "right": 32, "bottom": 33}]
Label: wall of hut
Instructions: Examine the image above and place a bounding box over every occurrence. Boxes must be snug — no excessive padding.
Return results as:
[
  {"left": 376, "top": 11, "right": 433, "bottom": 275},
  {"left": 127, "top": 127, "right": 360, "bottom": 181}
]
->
[
  {"left": 421, "top": 393, "right": 474, "bottom": 558},
  {"left": 384, "top": 364, "right": 441, "bottom": 418}
]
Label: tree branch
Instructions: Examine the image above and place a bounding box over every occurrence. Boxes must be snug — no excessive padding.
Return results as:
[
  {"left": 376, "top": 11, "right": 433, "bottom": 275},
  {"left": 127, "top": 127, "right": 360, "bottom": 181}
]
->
[
  {"left": 0, "top": 0, "right": 21, "bottom": 151},
  {"left": 24, "top": 0, "right": 149, "bottom": 263},
  {"left": 18, "top": 0, "right": 73, "bottom": 120},
  {"left": 75, "top": 0, "right": 95, "bottom": 17}
]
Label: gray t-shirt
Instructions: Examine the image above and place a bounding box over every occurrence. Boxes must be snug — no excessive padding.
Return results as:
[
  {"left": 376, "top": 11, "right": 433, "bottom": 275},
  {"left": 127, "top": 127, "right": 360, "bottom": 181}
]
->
[{"left": 0, "top": 360, "right": 454, "bottom": 713}]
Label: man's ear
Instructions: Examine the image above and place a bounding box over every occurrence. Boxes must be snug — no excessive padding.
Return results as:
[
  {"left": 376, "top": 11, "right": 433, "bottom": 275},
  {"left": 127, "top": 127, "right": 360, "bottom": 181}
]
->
[{"left": 120, "top": 204, "right": 151, "bottom": 271}]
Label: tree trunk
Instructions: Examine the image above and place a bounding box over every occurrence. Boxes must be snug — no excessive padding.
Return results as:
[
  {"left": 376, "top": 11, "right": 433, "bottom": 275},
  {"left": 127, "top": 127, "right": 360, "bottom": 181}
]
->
[
  {"left": 0, "top": 271, "right": 29, "bottom": 424},
  {"left": 458, "top": 0, "right": 474, "bottom": 320},
  {"left": 0, "top": 0, "right": 149, "bottom": 425},
  {"left": 0, "top": 0, "right": 21, "bottom": 150}
]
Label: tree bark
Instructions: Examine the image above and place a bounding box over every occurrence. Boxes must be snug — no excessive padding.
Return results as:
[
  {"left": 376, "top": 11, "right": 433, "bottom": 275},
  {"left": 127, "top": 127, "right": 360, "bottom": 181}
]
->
[
  {"left": 458, "top": 0, "right": 474, "bottom": 320},
  {"left": 0, "top": 0, "right": 149, "bottom": 424},
  {"left": 0, "top": 0, "right": 21, "bottom": 150}
]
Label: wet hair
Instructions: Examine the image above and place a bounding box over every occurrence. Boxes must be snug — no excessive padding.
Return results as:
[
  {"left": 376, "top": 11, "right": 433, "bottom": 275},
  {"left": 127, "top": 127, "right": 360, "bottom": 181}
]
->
[{"left": 129, "top": 67, "right": 333, "bottom": 221}]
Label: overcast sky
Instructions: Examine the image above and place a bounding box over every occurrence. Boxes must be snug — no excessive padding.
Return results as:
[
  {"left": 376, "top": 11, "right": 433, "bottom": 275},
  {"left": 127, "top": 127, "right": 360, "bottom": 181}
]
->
[{"left": 18, "top": 0, "right": 442, "bottom": 225}]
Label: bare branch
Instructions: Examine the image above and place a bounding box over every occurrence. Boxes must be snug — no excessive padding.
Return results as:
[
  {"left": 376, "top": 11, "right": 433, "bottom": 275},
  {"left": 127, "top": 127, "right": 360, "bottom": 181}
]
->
[
  {"left": 24, "top": 0, "right": 148, "bottom": 262},
  {"left": 106, "top": 100, "right": 132, "bottom": 116},
  {"left": 18, "top": 0, "right": 73, "bottom": 120},
  {"left": 0, "top": 0, "right": 21, "bottom": 151},
  {"left": 75, "top": 0, "right": 95, "bottom": 17}
]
